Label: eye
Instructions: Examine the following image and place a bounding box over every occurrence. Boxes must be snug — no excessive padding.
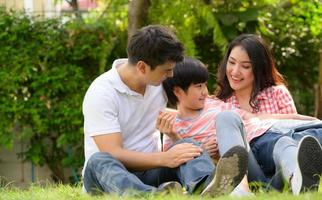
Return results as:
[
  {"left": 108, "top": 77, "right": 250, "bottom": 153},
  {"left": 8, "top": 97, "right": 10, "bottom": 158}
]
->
[
  {"left": 228, "top": 60, "right": 235, "bottom": 65},
  {"left": 242, "top": 65, "right": 251, "bottom": 69}
]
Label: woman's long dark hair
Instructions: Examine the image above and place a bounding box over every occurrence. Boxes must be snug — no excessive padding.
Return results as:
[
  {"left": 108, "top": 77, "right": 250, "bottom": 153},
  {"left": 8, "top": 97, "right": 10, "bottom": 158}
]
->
[{"left": 215, "top": 34, "right": 286, "bottom": 111}]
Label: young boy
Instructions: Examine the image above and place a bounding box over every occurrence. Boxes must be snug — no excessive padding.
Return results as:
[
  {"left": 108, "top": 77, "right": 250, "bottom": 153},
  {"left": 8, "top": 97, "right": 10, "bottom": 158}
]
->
[{"left": 159, "top": 57, "right": 322, "bottom": 195}]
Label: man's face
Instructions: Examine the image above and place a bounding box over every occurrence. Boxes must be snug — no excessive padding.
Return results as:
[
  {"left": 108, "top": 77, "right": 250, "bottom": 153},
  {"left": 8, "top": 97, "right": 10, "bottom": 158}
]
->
[{"left": 145, "top": 61, "right": 176, "bottom": 86}]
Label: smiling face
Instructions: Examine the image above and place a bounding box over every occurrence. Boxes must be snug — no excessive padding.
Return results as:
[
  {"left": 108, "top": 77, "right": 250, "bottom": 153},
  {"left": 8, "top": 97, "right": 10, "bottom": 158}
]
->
[
  {"left": 175, "top": 82, "right": 208, "bottom": 111},
  {"left": 226, "top": 45, "right": 254, "bottom": 94}
]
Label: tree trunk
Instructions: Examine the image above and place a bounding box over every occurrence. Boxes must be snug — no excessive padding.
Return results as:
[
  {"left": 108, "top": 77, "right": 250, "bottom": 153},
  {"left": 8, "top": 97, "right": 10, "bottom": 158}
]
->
[
  {"left": 67, "top": 0, "right": 83, "bottom": 20},
  {"left": 315, "top": 52, "right": 322, "bottom": 119},
  {"left": 128, "top": 0, "right": 151, "bottom": 40}
]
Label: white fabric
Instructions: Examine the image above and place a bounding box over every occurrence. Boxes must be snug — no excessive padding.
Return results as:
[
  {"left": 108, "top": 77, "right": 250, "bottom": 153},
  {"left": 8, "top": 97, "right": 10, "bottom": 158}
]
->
[{"left": 82, "top": 59, "right": 167, "bottom": 170}]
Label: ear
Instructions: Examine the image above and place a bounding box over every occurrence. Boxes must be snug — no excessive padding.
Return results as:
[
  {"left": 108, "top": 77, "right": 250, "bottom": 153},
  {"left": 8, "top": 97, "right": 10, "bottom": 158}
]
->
[
  {"left": 137, "top": 61, "right": 149, "bottom": 74},
  {"left": 173, "top": 86, "right": 184, "bottom": 98}
]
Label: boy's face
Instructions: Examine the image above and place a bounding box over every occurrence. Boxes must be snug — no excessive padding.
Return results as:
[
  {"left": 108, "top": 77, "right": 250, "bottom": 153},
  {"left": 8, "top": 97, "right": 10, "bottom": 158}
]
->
[
  {"left": 177, "top": 82, "right": 208, "bottom": 110},
  {"left": 144, "top": 61, "right": 176, "bottom": 86}
]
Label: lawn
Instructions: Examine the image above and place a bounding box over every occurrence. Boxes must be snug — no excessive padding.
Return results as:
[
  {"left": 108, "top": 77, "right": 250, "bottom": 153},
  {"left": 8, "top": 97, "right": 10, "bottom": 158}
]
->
[{"left": 0, "top": 184, "right": 321, "bottom": 200}]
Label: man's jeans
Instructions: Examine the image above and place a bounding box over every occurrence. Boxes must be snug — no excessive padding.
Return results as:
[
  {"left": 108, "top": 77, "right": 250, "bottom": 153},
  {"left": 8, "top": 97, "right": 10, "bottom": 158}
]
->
[
  {"left": 83, "top": 138, "right": 215, "bottom": 195},
  {"left": 250, "top": 119, "right": 322, "bottom": 189}
]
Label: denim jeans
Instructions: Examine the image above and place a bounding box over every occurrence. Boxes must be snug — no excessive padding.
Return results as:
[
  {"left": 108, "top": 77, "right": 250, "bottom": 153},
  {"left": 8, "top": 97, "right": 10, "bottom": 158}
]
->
[
  {"left": 250, "top": 119, "right": 322, "bottom": 190},
  {"left": 83, "top": 138, "right": 215, "bottom": 195},
  {"left": 215, "top": 111, "right": 269, "bottom": 185}
]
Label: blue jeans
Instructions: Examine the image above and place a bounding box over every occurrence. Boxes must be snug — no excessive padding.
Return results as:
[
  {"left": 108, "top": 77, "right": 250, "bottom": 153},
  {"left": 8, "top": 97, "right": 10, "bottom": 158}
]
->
[
  {"left": 83, "top": 138, "right": 215, "bottom": 195},
  {"left": 215, "top": 111, "right": 268, "bottom": 185},
  {"left": 250, "top": 120, "right": 322, "bottom": 190}
]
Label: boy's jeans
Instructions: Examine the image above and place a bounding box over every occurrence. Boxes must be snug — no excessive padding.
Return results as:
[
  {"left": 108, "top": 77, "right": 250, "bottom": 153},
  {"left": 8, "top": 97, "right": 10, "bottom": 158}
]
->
[
  {"left": 215, "top": 111, "right": 268, "bottom": 185},
  {"left": 83, "top": 138, "right": 215, "bottom": 195}
]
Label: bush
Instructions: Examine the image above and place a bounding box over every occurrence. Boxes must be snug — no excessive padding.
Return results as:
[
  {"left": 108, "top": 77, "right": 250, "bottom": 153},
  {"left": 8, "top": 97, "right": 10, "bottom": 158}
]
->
[{"left": 0, "top": 7, "right": 126, "bottom": 182}]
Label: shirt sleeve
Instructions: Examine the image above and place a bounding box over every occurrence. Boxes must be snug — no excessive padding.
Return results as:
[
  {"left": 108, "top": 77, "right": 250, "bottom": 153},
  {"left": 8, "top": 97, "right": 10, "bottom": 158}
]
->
[
  {"left": 274, "top": 85, "right": 297, "bottom": 114},
  {"left": 83, "top": 85, "right": 121, "bottom": 136}
]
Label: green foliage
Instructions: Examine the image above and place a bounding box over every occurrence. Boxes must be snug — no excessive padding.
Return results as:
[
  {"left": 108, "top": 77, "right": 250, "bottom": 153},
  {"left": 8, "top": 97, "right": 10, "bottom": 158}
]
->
[
  {"left": 148, "top": 0, "right": 321, "bottom": 114},
  {"left": 259, "top": 0, "right": 322, "bottom": 115},
  {"left": 0, "top": 7, "right": 126, "bottom": 182}
]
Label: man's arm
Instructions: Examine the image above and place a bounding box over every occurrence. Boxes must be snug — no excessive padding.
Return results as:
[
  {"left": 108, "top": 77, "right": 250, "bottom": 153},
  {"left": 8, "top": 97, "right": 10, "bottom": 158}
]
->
[{"left": 93, "top": 133, "right": 202, "bottom": 171}]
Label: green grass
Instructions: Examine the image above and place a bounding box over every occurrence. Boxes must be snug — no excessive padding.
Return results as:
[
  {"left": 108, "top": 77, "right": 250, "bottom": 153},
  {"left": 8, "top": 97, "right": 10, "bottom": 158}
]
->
[{"left": 0, "top": 184, "right": 321, "bottom": 200}]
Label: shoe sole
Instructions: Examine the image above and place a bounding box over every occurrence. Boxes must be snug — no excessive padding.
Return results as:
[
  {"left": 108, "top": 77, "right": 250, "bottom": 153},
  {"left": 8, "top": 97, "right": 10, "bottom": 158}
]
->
[
  {"left": 295, "top": 136, "right": 322, "bottom": 194},
  {"left": 157, "top": 181, "right": 182, "bottom": 194},
  {"left": 201, "top": 145, "right": 248, "bottom": 197}
]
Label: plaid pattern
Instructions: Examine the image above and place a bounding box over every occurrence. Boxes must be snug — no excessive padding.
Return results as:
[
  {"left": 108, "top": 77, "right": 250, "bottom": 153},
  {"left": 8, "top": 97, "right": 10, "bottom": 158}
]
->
[{"left": 225, "top": 85, "right": 297, "bottom": 114}]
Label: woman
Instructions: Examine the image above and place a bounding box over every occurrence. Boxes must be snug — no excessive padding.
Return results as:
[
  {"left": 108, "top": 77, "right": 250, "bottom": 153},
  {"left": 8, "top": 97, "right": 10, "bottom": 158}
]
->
[
  {"left": 216, "top": 34, "right": 297, "bottom": 114},
  {"left": 215, "top": 34, "right": 300, "bottom": 191}
]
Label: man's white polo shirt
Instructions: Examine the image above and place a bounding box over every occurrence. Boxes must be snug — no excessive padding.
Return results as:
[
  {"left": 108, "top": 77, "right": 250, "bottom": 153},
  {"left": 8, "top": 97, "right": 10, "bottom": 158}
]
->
[{"left": 82, "top": 59, "right": 167, "bottom": 167}]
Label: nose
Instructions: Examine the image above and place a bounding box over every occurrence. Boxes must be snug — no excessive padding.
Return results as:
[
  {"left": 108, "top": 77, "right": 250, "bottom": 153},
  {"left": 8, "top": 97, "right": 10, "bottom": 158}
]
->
[
  {"left": 230, "top": 65, "right": 240, "bottom": 76},
  {"left": 202, "top": 86, "right": 208, "bottom": 95}
]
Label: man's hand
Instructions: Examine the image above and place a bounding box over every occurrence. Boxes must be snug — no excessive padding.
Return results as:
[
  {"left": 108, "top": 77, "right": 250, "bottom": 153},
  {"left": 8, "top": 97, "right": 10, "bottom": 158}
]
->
[
  {"left": 202, "top": 136, "right": 219, "bottom": 160},
  {"left": 163, "top": 143, "right": 202, "bottom": 168},
  {"left": 156, "top": 111, "right": 182, "bottom": 141}
]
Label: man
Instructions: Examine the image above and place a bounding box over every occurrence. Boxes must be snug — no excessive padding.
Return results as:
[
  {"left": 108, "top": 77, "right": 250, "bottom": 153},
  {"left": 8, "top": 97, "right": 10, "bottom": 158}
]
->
[{"left": 82, "top": 25, "right": 248, "bottom": 196}]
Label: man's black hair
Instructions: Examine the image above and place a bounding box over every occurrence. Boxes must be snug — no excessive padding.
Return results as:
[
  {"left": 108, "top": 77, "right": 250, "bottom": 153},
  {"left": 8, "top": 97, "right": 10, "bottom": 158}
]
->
[{"left": 127, "top": 25, "right": 184, "bottom": 70}]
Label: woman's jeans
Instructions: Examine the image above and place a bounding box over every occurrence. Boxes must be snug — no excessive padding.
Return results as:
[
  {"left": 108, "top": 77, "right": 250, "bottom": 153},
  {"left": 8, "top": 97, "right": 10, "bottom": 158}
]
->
[
  {"left": 250, "top": 119, "right": 322, "bottom": 190},
  {"left": 216, "top": 111, "right": 322, "bottom": 190},
  {"left": 83, "top": 138, "right": 215, "bottom": 195}
]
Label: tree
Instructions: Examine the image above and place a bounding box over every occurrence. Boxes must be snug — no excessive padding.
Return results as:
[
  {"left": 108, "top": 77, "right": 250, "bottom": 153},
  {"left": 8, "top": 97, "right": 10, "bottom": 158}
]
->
[{"left": 128, "top": 0, "right": 150, "bottom": 39}]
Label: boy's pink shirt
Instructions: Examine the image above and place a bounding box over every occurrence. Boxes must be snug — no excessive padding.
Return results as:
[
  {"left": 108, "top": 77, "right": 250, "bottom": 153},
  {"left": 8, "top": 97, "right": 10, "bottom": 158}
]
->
[{"left": 164, "top": 98, "right": 276, "bottom": 151}]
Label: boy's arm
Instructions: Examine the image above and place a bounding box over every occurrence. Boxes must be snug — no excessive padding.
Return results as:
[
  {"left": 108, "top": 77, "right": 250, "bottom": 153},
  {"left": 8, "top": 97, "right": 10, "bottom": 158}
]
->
[
  {"left": 157, "top": 110, "right": 182, "bottom": 142},
  {"left": 93, "top": 133, "right": 201, "bottom": 171}
]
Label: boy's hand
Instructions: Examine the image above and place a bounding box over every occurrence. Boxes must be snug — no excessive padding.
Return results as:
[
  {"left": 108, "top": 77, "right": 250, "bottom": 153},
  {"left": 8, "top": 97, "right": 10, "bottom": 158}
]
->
[
  {"left": 202, "top": 136, "right": 220, "bottom": 160},
  {"left": 163, "top": 143, "right": 202, "bottom": 168},
  {"left": 156, "top": 111, "right": 182, "bottom": 141}
]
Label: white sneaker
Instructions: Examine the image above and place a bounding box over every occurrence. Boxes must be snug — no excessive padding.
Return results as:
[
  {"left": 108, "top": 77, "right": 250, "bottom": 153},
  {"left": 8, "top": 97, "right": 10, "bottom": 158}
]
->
[
  {"left": 201, "top": 146, "right": 248, "bottom": 197},
  {"left": 291, "top": 136, "right": 322, "bottom": 195}
]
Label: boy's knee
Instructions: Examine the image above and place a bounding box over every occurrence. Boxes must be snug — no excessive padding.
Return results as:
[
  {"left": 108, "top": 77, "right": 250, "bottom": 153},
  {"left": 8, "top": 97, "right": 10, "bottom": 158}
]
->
[{"left": 216, "top": 111, "right": 241, "bottom": 124}]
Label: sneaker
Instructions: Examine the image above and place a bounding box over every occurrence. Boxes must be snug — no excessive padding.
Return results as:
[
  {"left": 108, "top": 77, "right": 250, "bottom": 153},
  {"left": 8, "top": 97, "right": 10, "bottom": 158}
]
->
[
  {"left": 201, "top": 145, "right": 248, "bottom": 197},
  {"left": 291, "top": 135, "right": 322, "bottom": 195},
  {"left": 156, "top": 181, "right": 182, "bottom": 194}
]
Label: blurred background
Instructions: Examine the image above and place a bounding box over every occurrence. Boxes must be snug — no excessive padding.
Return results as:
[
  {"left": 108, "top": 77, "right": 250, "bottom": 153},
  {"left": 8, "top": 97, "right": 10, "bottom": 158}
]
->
[{"left": 0, "top": 0, "right": 321, "bottom": 188}]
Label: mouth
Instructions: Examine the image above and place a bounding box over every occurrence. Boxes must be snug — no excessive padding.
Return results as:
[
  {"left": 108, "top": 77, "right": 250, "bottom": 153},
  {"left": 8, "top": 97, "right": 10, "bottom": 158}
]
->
[{"left": 230, "top": 76, "right": 243, "bottom": 83}]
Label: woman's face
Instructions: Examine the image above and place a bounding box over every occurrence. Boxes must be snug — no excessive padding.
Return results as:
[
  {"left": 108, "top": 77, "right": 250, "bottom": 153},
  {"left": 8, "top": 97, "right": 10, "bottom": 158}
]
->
[{"left": 226, "top": 45, "right": 254, "bottom": 94}]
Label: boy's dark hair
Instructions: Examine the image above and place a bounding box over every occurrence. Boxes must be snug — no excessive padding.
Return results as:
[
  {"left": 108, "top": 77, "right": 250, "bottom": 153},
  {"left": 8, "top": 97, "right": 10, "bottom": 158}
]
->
[
  {"left": 163, "top": 57, "right": 209, "bottom": 106},
  {"left": 215, "top": 34, "right": 285, "bottom": 111},
  {"left": 127, "top": 25, "right": 184, "bottom": 70}
]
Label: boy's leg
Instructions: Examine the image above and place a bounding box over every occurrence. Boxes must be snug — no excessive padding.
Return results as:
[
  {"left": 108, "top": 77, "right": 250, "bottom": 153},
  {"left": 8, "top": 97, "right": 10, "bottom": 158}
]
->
[
  {"left": 83, "top": 152, "right": 156, "bottom": 195},
  {"left": 216, "top": 111, "right": 268, "bottom": 185},
  {"left": 170, "top": 138, "right": 215, "bottom": 194},
  {"left": 172, "top": 138, "right": 247, "bottom": 197},
  {"left": 200, "top": 145, "right": 248, "bottom": 197}
]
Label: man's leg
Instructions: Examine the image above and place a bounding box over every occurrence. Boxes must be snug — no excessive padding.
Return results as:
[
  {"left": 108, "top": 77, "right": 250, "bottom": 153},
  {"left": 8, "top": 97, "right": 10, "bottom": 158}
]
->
[{"left": 83, "top": 152, "right": 155, "bottom": 195}]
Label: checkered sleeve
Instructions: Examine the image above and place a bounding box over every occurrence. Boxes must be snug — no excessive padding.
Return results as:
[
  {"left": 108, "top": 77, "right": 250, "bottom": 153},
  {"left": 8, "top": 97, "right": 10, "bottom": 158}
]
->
[{"left": 275, "top": 85, "right": 297, "bottom": 114}]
